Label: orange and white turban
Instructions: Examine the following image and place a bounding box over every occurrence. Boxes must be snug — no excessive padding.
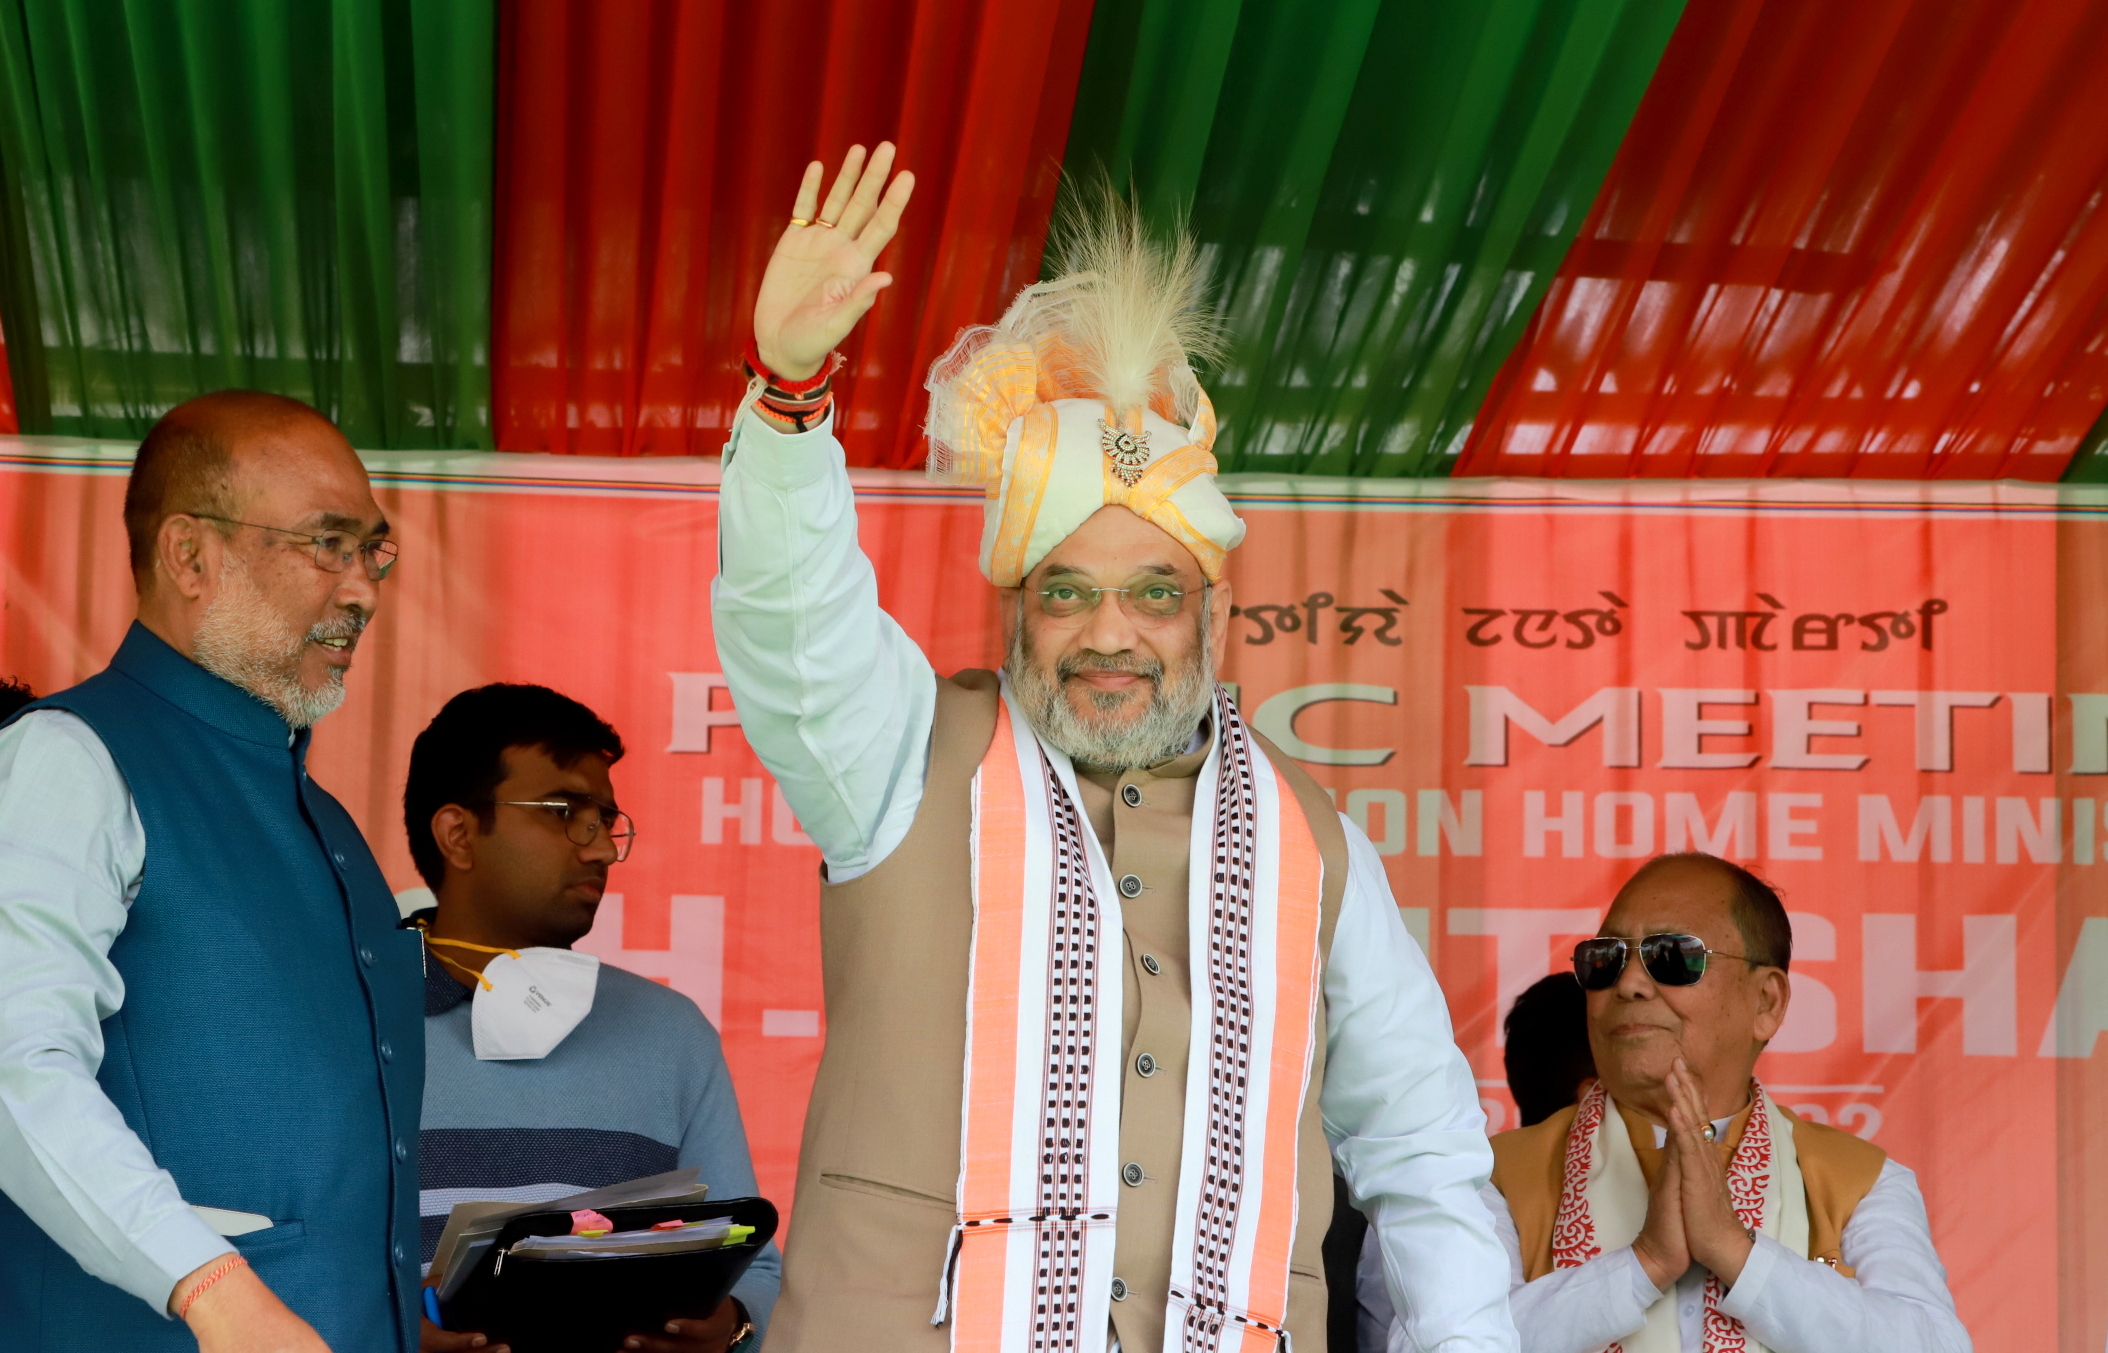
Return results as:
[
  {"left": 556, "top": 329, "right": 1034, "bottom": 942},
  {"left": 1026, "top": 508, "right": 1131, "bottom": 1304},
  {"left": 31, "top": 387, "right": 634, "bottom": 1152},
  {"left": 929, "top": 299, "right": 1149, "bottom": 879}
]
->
[{"left": 924, "top": 206, "right": 1246, "bottom": 587}]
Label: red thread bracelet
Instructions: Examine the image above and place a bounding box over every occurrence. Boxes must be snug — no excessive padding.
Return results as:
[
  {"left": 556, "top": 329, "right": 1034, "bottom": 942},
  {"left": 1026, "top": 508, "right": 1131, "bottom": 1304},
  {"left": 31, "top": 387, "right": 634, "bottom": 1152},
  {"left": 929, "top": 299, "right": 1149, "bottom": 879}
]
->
[
  {"left": 176, "top": 1253, "right": 248, "bottom": 1319},
  {"left": 742, "top": 336, "right": 842, "bottom": 394}
]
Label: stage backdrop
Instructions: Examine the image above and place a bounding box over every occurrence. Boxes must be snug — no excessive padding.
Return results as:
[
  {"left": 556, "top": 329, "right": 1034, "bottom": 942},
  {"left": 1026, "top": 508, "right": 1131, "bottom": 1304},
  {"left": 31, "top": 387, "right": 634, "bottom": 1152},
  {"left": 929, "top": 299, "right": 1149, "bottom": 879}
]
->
[{"left": 3, "top": 438, "right": 2106, "bottom": 1352}]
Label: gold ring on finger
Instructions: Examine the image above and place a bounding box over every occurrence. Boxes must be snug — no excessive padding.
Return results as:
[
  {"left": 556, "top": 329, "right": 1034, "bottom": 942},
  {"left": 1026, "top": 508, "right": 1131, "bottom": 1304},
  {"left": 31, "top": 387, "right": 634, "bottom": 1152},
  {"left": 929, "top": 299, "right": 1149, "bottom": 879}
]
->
[
  {"left": 814, "top": 218, "right": 838, "bottom": 229},
  {"left": 789, "top": 217, "right": 813, "bottom": 227}
]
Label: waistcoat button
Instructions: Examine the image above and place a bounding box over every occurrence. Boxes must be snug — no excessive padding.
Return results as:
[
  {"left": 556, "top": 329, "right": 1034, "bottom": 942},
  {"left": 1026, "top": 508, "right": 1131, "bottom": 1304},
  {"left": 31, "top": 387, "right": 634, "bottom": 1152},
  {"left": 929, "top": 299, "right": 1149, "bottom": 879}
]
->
[
  {"left": 379, "top": 1040, "right": 394, "bottom": 1062},
  {"left": 393, "top": 1242, "right": 406, "bottom": 1265},
  {"left": 1141, "top": 953, "right": 1162, "bottom": 976},
  {"left": 1122, "top": 1162, "right": 1144, "bottom": 1187},
  {"left": 394, "top": 1138, "right": 408, "bottom": 1163},
  {"left": 332, "top": 851, "right": 346, "bottom": 867},
  {"left": 1110, "top": 1277, "right": 1129, "bottom": 1301},
  {"left": 1135, "top": 1053, "right": 1156, "bottom": 1077},
  {"left": 1121, "top": 784, "right": 1142, "bottom": 807},
  {"left": 359, "top": 946, "right": 375, "bottom": 966},
  {"left": 1118, "top": 874, "right": 1143, "bottom": 898}
]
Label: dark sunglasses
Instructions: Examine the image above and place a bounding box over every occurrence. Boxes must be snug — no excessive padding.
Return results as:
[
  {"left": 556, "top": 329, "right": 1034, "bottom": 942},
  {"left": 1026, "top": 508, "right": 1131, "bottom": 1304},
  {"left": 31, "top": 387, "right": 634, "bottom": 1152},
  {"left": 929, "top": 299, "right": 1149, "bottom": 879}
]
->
[{"left": 1572, "top": 933, "right": 1756, "bottom": 990}]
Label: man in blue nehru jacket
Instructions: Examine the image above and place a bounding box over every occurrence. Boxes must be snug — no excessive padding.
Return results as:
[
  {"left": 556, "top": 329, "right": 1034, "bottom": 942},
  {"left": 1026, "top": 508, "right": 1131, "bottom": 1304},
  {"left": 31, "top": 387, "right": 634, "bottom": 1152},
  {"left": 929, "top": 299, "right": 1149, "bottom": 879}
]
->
[{"left": 0, "top": 391, "right": 423, "bottom": 1351}]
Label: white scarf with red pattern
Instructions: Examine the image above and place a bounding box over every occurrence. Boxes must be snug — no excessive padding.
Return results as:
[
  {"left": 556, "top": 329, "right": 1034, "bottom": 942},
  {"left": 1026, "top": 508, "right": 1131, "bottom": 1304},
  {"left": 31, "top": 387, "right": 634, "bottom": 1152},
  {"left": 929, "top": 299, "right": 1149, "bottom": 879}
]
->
[{"left": 1553, "top": 1079, "right": 1809, "bottom": 1353}]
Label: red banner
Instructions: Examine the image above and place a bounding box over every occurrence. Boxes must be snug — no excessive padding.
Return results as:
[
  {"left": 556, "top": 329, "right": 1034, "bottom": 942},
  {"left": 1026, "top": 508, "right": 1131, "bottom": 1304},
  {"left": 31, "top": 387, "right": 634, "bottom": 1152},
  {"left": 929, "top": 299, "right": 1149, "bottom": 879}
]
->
[{"left": 3, "top": 441, "right": 2105, "bottom": 1351}]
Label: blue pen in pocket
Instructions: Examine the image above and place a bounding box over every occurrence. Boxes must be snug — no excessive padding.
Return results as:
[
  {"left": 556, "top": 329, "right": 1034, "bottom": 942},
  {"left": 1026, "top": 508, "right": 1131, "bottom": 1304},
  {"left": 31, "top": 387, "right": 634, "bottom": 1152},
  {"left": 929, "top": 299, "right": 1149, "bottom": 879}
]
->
[{"left": 423, "top": 1287, "right": 443, "bottom": 1328}]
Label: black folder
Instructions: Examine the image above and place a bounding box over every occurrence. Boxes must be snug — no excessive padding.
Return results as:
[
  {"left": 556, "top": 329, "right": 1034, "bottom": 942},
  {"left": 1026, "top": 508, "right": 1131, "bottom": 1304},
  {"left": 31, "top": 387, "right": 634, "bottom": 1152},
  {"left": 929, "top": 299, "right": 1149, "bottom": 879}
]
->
[{"left": 435, "top": 1195, "right": 778, "bottom": 1353}]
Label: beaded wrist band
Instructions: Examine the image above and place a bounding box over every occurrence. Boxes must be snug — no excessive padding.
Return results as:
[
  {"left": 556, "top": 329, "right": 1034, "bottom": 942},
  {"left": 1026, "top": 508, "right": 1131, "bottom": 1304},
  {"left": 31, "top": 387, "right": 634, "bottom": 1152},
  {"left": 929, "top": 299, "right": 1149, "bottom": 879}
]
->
[{"left": 175, "top": 1254, "right": 249, "bottom": 1320}]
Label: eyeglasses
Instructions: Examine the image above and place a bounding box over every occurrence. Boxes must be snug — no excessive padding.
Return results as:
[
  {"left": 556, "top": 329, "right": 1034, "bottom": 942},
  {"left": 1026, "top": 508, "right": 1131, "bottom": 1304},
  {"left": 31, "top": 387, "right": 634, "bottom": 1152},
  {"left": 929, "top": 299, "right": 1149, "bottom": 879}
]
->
[
  {"left": 494, "top": 798, "right": 636, "bottom": 862},
  {"left": 1571, "top": 933, "right": 1757, "bottom": 990},
  {"left": 1035, "top": 573, "right": 1194, "bottom": 622},
  {"left": 192, "top": 514, "right": 398, "bottom": 581}
]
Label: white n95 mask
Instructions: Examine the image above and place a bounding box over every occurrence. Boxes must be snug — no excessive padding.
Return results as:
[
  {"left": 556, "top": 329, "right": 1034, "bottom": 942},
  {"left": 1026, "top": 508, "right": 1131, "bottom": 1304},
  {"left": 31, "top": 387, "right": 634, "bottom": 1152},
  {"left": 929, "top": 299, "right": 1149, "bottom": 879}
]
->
[{"left": 468, "top": 948, "right": 601, "bottom": 1061}]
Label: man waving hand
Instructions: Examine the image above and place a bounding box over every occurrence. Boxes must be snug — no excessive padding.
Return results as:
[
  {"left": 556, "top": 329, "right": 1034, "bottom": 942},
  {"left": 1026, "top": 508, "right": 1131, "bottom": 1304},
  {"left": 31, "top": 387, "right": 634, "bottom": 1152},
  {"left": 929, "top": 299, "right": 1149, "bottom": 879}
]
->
[{"left": 714, "top": 146, "right": 1517, "bottom": 1353}]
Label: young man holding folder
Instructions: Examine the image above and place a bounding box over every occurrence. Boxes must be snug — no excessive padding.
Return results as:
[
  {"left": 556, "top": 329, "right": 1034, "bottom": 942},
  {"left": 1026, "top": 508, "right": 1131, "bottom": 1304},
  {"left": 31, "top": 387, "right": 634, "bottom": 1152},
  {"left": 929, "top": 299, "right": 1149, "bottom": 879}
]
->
[{"left": 400, "top": 683, "right": 778, "bottom": 1353}]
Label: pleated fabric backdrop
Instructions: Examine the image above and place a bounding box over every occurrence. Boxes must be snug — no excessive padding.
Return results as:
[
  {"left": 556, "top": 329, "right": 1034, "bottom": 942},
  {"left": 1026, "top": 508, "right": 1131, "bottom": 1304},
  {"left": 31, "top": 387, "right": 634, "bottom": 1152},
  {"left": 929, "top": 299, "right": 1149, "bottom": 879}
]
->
[
  {"left": 0, "top": 0, "right": 493, "bottom": 447},
  {"left": 1458, "top": 0, "right": 2108, "bottom": 479},
  {"left": 0, "top": 0, "right": 2106, "bottom": 477},
  {"left": 489, "top": 0, "right": 1096, "bottom": 462},
  {"left": 1060, "top": 0, "right": 1688, "bottom": 475}
]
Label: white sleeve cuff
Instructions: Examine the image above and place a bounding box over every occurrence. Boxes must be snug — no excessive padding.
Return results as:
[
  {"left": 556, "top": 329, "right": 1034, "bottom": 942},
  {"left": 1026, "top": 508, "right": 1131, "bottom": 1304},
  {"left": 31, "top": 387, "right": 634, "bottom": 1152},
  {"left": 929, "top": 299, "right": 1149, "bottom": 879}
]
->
[
  {"left": 1718, "top": 1233, "right": 1788, "bottom": 1320},
  {"left": 724, "top": 408, "right": 842, "bottom": 489},
  {"left": 129, "top": 1207, "right": 236, "bottom": 1318},
  {"left": 1612, "top": 1245, "right": 1668, "bottom": 1310},
  {"left": 1508, "top": 1248, "right": 1657, "bottom": 1353}
]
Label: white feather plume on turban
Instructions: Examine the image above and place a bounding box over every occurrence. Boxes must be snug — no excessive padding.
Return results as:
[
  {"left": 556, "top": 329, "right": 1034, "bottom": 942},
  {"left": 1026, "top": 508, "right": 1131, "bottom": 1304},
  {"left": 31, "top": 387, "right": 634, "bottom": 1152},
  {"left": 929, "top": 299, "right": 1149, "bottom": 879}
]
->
[{"left": 923, "top": 194, "right": 1244, "bottom": 587}]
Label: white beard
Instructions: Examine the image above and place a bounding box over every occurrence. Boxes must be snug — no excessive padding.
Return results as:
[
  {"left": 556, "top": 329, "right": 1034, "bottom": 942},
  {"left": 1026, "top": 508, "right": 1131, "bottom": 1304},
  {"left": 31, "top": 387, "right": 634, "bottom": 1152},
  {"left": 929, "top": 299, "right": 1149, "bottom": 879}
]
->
[
  {"left": 1004, "top": 598, "right": 1216, "bottom": 773},
  {"left": 190, "top": 558, "right": 359, "bottom": 729}
]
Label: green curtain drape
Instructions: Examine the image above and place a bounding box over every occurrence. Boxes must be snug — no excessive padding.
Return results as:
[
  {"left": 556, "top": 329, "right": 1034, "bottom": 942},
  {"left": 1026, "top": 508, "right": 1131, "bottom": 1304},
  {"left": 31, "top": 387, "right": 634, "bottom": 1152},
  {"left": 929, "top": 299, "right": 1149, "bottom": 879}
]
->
[
  {"left": 1063, "top": 0, "right": 1687, "bottom": 476},
  {"left": 0, "top": 0, "right": 492, "bottom": 447},
  {"left": 2063, "top": 406, "right": 2108, "bottom": 483}
]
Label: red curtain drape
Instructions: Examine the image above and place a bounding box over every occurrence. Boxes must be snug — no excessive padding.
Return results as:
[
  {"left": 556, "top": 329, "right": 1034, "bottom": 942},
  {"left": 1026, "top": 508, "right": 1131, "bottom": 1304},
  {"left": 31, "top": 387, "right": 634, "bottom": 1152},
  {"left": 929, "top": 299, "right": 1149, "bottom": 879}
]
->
[
  {"left": 1458, "top": 0, "right": 2108, "bottom": 479},
  {"left": 491, "top": 0, "right": 1095, "bottom": 464}
]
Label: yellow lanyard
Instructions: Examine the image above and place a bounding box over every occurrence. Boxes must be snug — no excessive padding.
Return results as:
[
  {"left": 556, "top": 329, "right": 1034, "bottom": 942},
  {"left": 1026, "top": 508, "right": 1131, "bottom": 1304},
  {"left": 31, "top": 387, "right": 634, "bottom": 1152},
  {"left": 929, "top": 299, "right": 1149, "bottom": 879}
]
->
[{"left": 423, "top": 935, "right": 521, "bottom": 993}]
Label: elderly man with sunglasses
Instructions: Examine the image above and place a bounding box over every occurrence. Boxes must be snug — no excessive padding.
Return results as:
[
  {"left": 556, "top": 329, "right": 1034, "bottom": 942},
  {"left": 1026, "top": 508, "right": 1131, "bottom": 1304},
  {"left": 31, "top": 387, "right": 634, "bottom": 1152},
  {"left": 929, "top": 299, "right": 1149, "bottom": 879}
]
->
[
  {"left": 0, "top": 392, "right": 422, "bottom": 1352},
  {"left": 713, "top": 148, "right": 1514, "bottom": 1353},
  {"left": 1464, "top": 852, "right": 1969, "bottom": 1353}
]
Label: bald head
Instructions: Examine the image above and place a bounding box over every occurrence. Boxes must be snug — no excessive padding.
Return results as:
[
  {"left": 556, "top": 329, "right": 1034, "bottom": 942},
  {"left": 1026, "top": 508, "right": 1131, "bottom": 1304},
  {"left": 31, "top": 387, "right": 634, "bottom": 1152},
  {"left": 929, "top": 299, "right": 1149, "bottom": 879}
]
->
[
  {"left": 1589, "top": 852, "right": 1796, "bottom": 1122},
  {"left": 124, "top": 391, "right": 350, "bottom": 585},
  {"left": 125, "top": 391, "right": 385, "bottom": 729},
  {"left": 1611, "top": 853, "right": 1792, "bottom": 970}
]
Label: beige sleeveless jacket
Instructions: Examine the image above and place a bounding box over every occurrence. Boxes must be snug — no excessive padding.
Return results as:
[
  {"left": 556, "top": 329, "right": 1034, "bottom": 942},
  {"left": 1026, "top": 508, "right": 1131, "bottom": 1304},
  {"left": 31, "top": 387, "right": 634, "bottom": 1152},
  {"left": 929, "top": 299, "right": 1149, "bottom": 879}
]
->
[
  {"left": 1492, "top": 1093, "right": 1889, "bottom": 1282},
  {"left": 766, "top": 672, "right": 1349, "bottom": 1353}
]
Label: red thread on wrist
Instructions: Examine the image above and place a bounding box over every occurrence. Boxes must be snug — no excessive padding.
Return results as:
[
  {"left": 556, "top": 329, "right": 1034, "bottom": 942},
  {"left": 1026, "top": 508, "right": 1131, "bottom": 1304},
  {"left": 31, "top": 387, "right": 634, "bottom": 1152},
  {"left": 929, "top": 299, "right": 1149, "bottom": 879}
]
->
[
  {"left": 743, "top": 336, "right": 842, "bottom": 394},
  {"left": 176, "top": 1254, "right": 249, "bottom": 1320}
]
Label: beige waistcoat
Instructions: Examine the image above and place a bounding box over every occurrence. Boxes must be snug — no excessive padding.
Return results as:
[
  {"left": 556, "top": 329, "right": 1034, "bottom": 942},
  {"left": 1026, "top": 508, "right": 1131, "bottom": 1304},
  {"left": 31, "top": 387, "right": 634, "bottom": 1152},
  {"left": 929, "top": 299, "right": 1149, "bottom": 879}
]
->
[
  {"left": 1491, "top": 1091, "right": 1889, "bottom": 1282},
  {"left": 766, "top": 671, "right": 1349, "bottom": 1353}
]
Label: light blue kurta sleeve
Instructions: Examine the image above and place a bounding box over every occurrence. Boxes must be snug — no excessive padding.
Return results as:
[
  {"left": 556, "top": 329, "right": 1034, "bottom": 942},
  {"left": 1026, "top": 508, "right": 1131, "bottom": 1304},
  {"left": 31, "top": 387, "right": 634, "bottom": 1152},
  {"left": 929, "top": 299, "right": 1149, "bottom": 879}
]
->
[
  {"left": 0, "top": 710, "right": 233, "bottom": 1314},
  {"left": 711, "top": 410, "right": 937, "bottom": 881},
  {"left": 1321, "top": 813, "right": 1520, "bottom": 1353}
]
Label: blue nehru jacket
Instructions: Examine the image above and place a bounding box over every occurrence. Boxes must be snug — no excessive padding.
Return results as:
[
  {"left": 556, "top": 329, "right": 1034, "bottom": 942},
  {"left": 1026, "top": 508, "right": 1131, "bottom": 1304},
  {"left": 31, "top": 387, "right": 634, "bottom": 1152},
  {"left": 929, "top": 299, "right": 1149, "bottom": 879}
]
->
[{"left": 0, "top": 623, "right": 424, "bottom": 1350}]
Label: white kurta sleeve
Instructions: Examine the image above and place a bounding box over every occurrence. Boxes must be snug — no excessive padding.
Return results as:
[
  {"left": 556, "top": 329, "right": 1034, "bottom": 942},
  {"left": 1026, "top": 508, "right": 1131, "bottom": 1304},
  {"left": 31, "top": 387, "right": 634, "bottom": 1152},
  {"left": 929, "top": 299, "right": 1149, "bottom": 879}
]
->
[
  {"left": 1719, "top": 1160, "right": 1971, "bottom": 1353},
  {"left": 712, "top": 410, "right": 938, "bottom": 880},
  {"left": 1474, "top": 1182, "right": 1660, "bottom": 1353},
  {"left": 0, "top": 710, "right": 233, "bottom": 1314},
  {"left": 1365, "top": 1178, "right": 1669, "bottom": 1353},
  {"left": 1320, "top": 814, "right": 1519, "bottom": 1353}
]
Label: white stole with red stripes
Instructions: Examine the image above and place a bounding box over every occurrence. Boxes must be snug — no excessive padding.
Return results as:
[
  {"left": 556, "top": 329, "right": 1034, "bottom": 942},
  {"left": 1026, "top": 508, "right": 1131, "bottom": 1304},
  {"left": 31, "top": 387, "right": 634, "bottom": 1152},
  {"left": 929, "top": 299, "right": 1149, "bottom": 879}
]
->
[
  {"left": 1554, "top": 1080, "right": 1808, "bottom": 1353},
  {"left": 938, "top": 685, "right": 1325, "bottom": 1353}
]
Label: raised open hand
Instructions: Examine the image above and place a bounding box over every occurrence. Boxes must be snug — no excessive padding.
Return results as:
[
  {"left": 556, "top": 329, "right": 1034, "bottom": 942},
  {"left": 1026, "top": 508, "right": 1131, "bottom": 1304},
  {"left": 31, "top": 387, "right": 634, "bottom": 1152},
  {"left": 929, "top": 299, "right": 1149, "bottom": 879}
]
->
[{"left": 753, "top": 143, "right": 916, "bottom": 381}]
